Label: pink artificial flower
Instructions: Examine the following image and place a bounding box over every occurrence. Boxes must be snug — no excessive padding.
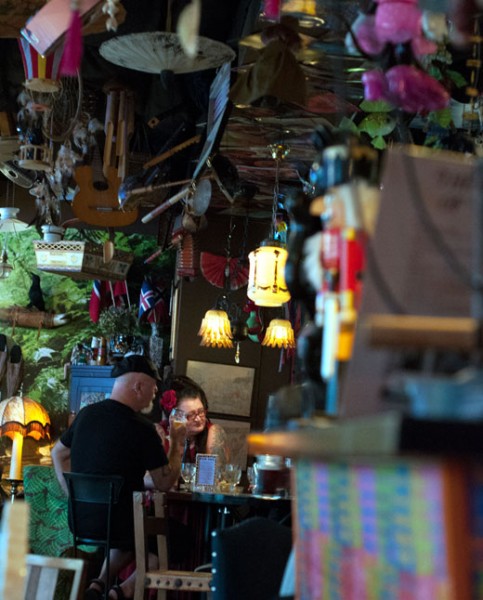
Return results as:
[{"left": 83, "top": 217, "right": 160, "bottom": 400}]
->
[
  {"left": 385, "top": 64, "right": 450, "bottom": 113},
  {"left": 362, "top": 66, "right": 450, "bottom": 113},
  {"left": 375, "top": 3, "right": 423, "bottom": 44},
  {"left": 160, "top": 389, "right": 177, "bottom": 413},
  {"left": 361, "top": 70, "right": 388, "bottom": 102},
  {"left": 350, "top": 13, "right": 386, "bottom": 56}
]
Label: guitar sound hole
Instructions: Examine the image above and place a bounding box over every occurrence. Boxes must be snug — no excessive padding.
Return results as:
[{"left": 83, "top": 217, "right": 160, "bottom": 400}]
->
[{"left": 93, "top": 181, "right": 109, "bottom": 191}]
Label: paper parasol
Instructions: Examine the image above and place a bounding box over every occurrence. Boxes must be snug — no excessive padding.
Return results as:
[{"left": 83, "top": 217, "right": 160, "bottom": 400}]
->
[
  {"left": 200, "top": 252, "right": 249, "bottom": 290},
  {"left": 99, "top": 32, "right": 236, "bottom": 75}
]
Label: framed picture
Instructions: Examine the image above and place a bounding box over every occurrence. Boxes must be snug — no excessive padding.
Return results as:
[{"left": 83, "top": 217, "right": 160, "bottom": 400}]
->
[
  {"left": 186, "top": 360, "right": 255, "bottom": 417},
  {"left": 195, "top": 454, "right": 218, "bottom": 490},
  {"left": 212, "top": 418, "right": 251, "bottom": 469}
]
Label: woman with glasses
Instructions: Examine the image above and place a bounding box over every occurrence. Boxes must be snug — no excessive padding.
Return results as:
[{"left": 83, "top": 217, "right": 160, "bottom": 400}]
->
[{"left": 156, "top": 375, "right": 230, "bottom": 466}]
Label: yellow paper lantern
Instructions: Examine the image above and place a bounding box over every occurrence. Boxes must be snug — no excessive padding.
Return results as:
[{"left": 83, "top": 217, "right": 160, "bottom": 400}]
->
[{"left": 247, "top": 240, "right": 291, "bottom": 307}]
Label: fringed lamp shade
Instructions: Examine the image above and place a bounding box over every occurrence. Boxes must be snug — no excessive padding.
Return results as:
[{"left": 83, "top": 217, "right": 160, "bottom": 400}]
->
[
  {"left": 198, "top": 309, "right": 234, "bottom": 348},
  {"left": 247, "top": 240, "right": 291, "bottom": 307},
  {"left": 0, "top": 395, "right": 50, "bottom": 480},
  {"left": 262, "top": 319, "right": 296, "bottom": 349}
]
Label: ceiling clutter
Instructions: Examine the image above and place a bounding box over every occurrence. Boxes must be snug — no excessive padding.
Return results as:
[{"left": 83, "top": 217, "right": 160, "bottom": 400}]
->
[{"left": 0, "top": 0, "right": 482, "bottom": 340}]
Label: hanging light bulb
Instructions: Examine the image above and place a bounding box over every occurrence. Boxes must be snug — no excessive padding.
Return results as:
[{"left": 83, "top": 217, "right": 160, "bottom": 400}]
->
[
  {"left": 262, "top": 318, "right": 296, "bottom": 349},
  {"left": 198, "top": 309, "right": 233, "bottom": 348}
]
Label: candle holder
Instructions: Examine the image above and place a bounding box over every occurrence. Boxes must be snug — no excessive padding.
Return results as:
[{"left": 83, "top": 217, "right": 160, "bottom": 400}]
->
[{"left": 5, "top": 478, "right": 23, "bottom": 503}]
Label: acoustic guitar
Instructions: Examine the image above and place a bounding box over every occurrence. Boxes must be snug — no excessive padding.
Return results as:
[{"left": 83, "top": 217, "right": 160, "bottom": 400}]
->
[
  {"left": 73, "top": 138, "right": 138, "bottom": 227},
  {"left": 73, "top": 91, "right": 138, "bottom": 227}
]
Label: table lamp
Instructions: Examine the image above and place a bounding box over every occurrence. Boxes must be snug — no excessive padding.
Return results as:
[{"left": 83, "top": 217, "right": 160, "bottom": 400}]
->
[{"left": 0, "top": 394, "right": 50, "bottom": 501}]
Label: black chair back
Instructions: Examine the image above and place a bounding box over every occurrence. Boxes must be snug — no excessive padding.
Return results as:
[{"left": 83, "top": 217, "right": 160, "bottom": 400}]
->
[
  {"left": 63, "top": 472, "right": 124, "bottom": 600},
  {"left": 211, "top": 516, "right": 292, "bottom": 600}
]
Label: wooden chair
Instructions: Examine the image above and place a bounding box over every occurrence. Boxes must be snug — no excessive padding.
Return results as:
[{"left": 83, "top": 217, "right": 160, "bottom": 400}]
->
[
  {"left": 24, "top": 553, "right": 86, "bottom": 600},
  {"left": 133, "top": 491, "right": 212, "bottom": 600}
]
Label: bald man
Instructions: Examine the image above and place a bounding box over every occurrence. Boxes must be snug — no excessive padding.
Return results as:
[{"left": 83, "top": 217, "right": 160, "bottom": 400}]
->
[{"left": 52, "top": 354, "right": 186, "bottom": 600}]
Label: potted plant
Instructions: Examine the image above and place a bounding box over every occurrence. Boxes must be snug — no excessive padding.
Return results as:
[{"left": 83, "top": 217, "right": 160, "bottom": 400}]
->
[{"left": 97, "top": 305, "right": 139, "bottom": 356}]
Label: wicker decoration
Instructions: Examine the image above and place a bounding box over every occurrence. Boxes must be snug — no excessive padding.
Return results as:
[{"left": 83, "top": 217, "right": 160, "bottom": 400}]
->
[
  {"left": 18, "top": 144, "right": 52, "bottom": 171},
  {"left": 33, "top": 240, "right": 133, "bottom": 281}
]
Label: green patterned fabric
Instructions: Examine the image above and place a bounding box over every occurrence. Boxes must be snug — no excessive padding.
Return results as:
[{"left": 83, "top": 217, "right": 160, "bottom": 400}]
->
[{"left": 23, "top": 465, "right": 73, "bottom": 557}]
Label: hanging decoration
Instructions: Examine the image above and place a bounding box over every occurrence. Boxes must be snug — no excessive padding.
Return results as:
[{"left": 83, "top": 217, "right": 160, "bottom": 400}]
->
[
  {"left": 177, "top": 0, "right": 201, "bottom": 58},
  {"left": 198, "top": 309, "right": 233, "bottom": 348},
  {"left": 262, "top": 318, "right": 296, "bottom": 349},
  {"left": 18, "top": 38, "right": 63, "bottom": 94},
  {"left": 247, "top": 143, "right": 291, "bottom": 307},
  {"left": 200, "top": 254, "right": 249, "bottom": 290},
  {"left": 349, "top": 0, "right": 450, "bottom": 113},
  {"left": 198, "top": 217, "right": 251, "bottom": 362},
  {"left": 60, "top": 0, "right": 83, "bottom": 77}
]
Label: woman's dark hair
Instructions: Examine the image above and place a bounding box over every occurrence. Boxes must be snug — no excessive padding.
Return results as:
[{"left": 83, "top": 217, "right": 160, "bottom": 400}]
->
[
  {"left": 172, "top": 375, "right": 209, "bottom": 411},
  {"left": 170, "top": 375, "right": 210, "bottom": 454}
]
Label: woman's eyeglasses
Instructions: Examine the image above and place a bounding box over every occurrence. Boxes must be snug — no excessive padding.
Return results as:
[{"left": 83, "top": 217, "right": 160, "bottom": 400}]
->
[{"left": 183, "top": 408, "right": 206, "bottom": 422}]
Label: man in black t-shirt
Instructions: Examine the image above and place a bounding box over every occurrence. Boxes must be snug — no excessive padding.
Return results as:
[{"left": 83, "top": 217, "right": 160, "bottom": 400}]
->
[{"left": 52, "top": 355, "right": 186, "bottom": 600}]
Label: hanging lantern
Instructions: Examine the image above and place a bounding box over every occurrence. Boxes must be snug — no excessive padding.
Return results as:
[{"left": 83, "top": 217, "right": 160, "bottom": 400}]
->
[
  {"left": 0, "top": 208, "right": 29, "bottom": 234},
  {"left": 198, "top": 309, "right": 233, "bottom": 348},
  {"left": 248, "top": 239, "right": 290, "bottom": 307},
  {"left": 18, "top": 38, "right": 63, "bottom": 94},
  {"left": 262, "top": 318, "right": 296, "bottom": 349}
]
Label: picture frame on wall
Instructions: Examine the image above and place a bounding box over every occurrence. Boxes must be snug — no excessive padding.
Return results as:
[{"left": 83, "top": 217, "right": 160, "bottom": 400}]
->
[
  {"left": 186, "top": 360, "right": 255, "bottom": 417},
  {"left": 211, "top": 418, "right": 251, "bottom": 469}
]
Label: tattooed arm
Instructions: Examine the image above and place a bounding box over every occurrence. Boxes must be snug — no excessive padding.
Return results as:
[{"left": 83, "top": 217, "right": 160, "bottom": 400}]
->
[{"left": 206, "top": 424, "right": 230, "bottom": 466}]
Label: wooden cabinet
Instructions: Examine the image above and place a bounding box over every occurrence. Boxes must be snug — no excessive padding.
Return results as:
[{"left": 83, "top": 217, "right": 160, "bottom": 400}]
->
[{"left": 69, "top": 365, "right": 115, "bottom": 413}]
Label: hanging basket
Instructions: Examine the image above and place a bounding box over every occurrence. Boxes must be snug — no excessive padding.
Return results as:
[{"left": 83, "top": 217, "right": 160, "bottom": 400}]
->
[{"left": 33, "top": 240, "right": 133, "bottom": 281}]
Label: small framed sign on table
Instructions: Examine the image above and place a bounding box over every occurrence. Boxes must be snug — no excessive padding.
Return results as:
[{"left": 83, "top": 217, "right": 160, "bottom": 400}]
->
[{"left": 194, "top": 454, "right": 218, "bottom": 491}]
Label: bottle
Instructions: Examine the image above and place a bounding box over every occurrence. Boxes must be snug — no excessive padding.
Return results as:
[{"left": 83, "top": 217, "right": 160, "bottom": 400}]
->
[
  {"left": 97, "top": 337, "right": 107, "bottom": 366},
  {"left": 149, "top": 322, "right": 164, "bottom": 368},
  {"left": 90, "top": 337, "right": 100, "bottom": 365}
]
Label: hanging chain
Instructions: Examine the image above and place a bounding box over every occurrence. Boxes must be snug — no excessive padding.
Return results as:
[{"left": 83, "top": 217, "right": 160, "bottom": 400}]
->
[
  {"left": 269, "top": 143, "right": 290, "bottom": 239},
  {"left": 272, "top": 158, "right": 279, "bottom": 239}
]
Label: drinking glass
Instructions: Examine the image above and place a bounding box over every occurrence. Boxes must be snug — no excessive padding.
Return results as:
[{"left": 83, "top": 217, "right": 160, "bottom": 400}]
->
[
  {"left": 223, "top": 464, "right": 242, "bottom": 492},
  {"left": 170, "top": 408, "right": 187, "bottom": 431},
  {"left": 246, "top": 466, "right": 255, "bottom": 492},
  {"left": 181, "top": 462, "right": 196, "bottom": 491}
]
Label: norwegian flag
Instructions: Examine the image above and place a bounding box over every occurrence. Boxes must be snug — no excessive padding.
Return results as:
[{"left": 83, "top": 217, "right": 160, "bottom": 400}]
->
[
  {"left": 138, "top": 278, "right": 155, "bottom": 320},
  {"left": 112, "top": 280, "right": 129, "bottom": 307},
  {"left": 89, "top": 280, "right": 109, "bottom": 323},
  {"left": 147, "top": 282, "right": 169, "bottom": 325}
]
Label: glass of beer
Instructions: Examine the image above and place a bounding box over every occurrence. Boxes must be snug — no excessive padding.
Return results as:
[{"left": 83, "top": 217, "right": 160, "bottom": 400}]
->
[{"left": 170, "top": 408, "right": 187, "bottom": 431}]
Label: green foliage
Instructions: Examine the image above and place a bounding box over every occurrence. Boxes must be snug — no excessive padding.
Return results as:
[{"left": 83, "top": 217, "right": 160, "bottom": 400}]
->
[
  {"left": 445, "top": 69, "right": 467, "bottom": 88},
  {"left": 0, "top": 227, "right": 172, "bottom": 436},
  {"left": 97, "top": 304, "right": 139, "bottom": 337},
  {"left": 428, "top": 108, "right": 453, "bottom": 128}
]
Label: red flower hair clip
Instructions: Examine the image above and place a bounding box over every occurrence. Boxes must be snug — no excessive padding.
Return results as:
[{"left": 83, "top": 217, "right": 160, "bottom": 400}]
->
[{"left": 160, "top": 389, "right": 177, "bottom": 413}]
